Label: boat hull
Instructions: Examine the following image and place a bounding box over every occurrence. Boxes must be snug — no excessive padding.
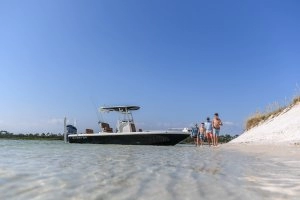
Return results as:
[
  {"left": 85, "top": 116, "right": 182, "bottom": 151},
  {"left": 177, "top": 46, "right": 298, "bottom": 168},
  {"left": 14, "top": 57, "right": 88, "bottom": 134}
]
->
[{"left": 68, "top": 132, "right": 189, "bottom": 146}]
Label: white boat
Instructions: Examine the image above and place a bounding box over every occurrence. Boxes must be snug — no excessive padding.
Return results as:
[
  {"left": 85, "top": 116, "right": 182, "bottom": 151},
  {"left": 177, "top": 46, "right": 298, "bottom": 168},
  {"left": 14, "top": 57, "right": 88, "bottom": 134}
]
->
[{"left": 65, "top": 106, "right": 190, "bottom": 145}]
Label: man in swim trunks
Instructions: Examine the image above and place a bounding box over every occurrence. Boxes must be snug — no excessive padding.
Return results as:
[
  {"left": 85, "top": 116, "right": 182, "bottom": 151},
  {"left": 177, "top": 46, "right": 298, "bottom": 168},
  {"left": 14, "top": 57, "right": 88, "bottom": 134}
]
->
[
  {"left": 212, "top": 113, "right": 223, "bottom": 146},
  {"left": 204, "top": 117, "right": 213, "bottom": 146}
]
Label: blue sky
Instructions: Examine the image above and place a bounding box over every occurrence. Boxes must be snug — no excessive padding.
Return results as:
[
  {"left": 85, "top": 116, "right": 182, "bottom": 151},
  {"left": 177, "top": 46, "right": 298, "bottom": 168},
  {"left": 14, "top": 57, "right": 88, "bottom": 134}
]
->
[{"left": 0, "top": 0, "right": 299, "bottom": 134}]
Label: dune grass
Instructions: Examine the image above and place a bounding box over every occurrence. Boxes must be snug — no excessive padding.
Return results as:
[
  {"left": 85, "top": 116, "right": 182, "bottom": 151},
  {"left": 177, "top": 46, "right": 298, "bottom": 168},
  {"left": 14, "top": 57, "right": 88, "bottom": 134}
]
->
[
  {"left": 293, "top": 96, "right": 300, "bottom": 105},
  {"left": 245, "top": 96, "right": 300, "bottom": 130}
]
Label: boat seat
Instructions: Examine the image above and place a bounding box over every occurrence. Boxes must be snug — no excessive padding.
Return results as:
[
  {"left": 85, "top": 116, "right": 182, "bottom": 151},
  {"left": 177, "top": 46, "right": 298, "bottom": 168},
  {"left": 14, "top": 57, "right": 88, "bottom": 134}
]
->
[
  {"left": 131, "top": 123, "right": 136, "bottom": 132},
  {"left": 86, "top": 129, "right": 94, "bottom": 134},
  {"left": 101, "top": 123, "right": 113, "bottom": 133}
]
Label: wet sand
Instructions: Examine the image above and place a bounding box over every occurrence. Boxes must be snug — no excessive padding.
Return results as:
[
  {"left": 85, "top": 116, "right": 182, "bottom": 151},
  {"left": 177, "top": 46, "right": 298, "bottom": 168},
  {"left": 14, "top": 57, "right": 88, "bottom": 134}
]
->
[
  {"left": 224, "top": 143, "right": 300, "bottom": 158},
  {"left": 220, "top": 143, "right": 300, "bottom": 199}
]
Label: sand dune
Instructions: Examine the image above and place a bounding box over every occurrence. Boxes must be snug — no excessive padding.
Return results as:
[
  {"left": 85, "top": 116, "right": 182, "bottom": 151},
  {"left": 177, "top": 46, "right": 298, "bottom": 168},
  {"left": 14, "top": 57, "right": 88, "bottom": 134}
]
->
[{"left": 230, "top": 103, "right": 300, "bottom": 144}]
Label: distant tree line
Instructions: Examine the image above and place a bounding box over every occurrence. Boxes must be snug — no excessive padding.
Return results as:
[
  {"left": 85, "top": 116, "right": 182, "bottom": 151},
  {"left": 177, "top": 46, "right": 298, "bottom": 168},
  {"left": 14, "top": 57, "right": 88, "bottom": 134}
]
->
[
  {"left": 181, "top": 134, "right": 239, "bottom": 144},
  {"left": 0, "top": 130, "right": 63, "bottom": 140},
  {"left": 218, "top": 134, "right": 239, "bottom": 143}
]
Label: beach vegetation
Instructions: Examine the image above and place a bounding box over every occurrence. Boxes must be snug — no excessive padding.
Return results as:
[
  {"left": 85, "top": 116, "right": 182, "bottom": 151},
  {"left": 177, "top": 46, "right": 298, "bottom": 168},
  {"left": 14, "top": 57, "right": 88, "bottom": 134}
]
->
[
  {"left": 293, "top": 95, "right": 300, "bottom": 105},
  {"left": 245, "top": 95, "right": 300, "bottom": 130}
]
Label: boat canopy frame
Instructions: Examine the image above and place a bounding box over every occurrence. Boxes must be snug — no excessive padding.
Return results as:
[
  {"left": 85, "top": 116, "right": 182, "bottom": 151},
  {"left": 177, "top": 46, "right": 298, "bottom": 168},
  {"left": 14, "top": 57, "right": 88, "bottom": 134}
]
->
[
  {"left": 99, "top": 105, "right": 140, "bottom": 133},
  {"left": 100, "top": 106, "right": 140, "bottom": 113}
]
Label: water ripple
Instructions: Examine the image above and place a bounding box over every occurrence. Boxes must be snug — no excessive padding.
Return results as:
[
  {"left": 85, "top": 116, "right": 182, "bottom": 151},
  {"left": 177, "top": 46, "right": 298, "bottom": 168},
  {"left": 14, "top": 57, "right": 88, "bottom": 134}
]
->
[{"left": 0, "top": 140, "right": 300, "bottom": 200}]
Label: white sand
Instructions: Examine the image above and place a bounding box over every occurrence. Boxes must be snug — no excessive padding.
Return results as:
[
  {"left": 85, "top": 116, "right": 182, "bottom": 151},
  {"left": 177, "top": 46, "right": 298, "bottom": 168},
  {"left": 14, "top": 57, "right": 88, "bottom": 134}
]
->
[{"left": 230, "top": 103, "right": 300, "bottom": 145}]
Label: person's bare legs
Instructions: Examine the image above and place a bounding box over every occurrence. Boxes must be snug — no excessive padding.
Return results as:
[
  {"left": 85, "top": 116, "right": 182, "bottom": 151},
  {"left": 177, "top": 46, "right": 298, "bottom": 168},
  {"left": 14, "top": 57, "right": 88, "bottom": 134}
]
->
[
  {"left": 212, "top": 133, "right": 215, "bottom": 146},
  {"left": 215, "top": 129, "right": 220, "bottom": 146},
  {"left": 199, "top": 135, "right": 202, "bottom": 146},
  {"left": 208, "top": 132, "right": 212, "bottom": 146}
]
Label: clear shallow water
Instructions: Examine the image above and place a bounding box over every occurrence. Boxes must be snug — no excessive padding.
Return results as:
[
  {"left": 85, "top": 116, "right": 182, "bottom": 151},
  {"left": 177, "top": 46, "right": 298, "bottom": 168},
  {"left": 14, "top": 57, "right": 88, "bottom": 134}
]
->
[{"left": 0, "top": 140, "right": 299, "bottom": 200}]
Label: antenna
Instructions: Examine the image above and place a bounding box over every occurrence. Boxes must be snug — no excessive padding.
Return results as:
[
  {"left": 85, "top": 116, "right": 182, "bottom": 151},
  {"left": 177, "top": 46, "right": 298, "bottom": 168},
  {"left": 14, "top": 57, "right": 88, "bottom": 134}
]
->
[
  {"left": 90, "top": 97, "right": 106, "bottom": 133},
  {"left": 64, "top": 117, "right": 67, "bottom": 143},
  {"left": 90, "top": 97, "right": 104, "bottom": 123}
]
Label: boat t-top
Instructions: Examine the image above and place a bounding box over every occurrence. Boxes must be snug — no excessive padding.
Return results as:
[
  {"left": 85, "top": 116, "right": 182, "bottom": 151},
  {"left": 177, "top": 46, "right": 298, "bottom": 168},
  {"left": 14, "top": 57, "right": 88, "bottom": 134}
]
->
[{"left": 65, "top": 105, "right": 190, "bottom": 145}]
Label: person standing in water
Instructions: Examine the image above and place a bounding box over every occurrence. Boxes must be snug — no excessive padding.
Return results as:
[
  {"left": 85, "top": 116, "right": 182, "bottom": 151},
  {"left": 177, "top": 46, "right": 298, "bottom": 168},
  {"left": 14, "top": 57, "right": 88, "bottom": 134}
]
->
[
  {"left": 204, "top": 117, "right": 213, "bottom": 146},
  {"left": 198, "top": 122, "right": 205, "bottom": 146},
  {"left": 212, "top": 113, "right": 223, "bottom": 146},
  {"left": 191, "top": 124, "right": 199, "bottom": 146}
]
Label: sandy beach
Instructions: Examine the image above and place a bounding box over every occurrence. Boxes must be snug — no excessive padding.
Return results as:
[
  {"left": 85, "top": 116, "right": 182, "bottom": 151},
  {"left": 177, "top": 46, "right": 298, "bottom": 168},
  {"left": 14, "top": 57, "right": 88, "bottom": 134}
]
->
[{"left": 230, "top": 103, "right": 300, "bottom": 145}]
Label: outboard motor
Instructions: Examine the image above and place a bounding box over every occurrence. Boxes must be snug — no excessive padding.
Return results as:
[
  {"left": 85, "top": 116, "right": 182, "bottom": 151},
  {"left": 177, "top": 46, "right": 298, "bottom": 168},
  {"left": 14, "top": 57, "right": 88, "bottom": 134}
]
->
[
  {"left": 64, "top": 125, "right": 77, "bottom": 143},
  {"left": 64, "top": 117, "right": 77, "bottom": 143},
  {"left": 66, "top": 125, "right": 77, "bottom": 134}
]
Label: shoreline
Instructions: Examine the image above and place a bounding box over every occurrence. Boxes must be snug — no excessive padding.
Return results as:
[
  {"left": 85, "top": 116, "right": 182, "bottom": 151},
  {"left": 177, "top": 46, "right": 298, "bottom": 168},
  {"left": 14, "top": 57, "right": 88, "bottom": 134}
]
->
[{"left": 222, "top": 143, "right": 300, "bottom": 159}]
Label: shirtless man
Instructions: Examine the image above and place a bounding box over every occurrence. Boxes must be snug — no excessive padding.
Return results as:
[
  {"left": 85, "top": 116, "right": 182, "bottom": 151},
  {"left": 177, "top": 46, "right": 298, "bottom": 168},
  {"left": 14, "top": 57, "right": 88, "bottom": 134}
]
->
[{"left": 212, "top": 113, "right": 223, "bottom": 146}]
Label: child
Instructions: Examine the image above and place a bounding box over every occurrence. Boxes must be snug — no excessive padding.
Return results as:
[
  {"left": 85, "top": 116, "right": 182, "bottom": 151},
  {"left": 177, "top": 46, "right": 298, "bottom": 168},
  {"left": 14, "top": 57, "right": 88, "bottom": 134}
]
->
[
  {"left": 198, "top": 122, "right": 206, "bottom": 146},
  {"left": 191, "top": 124, "right": 199, "bottom": 146}
]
